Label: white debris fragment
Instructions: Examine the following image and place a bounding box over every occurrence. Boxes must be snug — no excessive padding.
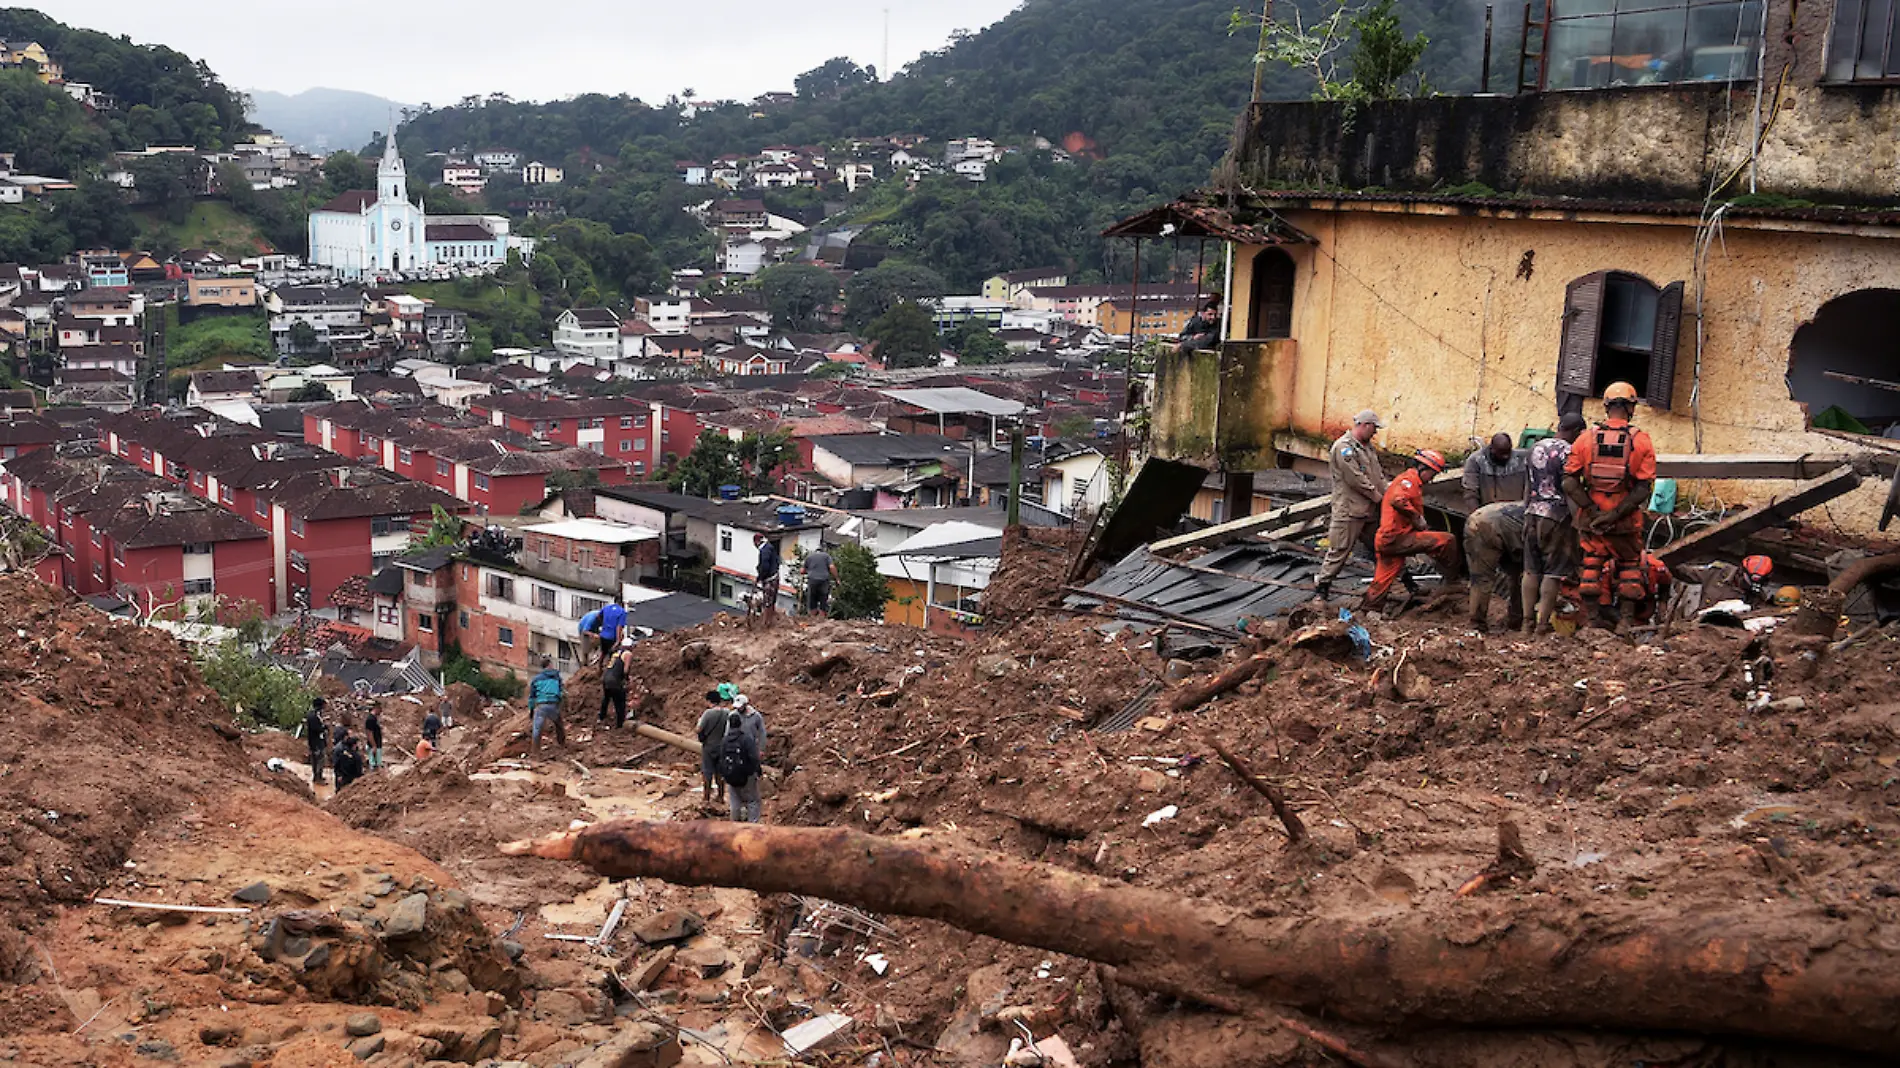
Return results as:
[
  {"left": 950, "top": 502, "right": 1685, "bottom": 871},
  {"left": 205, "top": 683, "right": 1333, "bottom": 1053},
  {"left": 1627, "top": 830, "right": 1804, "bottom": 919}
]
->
[
  {"left": 1140, "top": 805, "right": 1178, "bottom": 828},
  {"left": 781, "top": 1013, "right": 853, "bottom": 1056}
]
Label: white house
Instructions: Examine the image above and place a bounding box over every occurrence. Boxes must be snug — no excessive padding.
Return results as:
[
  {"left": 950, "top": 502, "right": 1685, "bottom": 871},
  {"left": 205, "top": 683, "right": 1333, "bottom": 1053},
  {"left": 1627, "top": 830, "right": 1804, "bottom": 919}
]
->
[
  {"left": 473, "top": 149, "right": 519, "bottom": 170},
  {"left": 521, "top": 161, "right": 564, "bottom": 185},
  {"left": 636, "top": 295, "right": 692, "bottom": 334},
  {"left": 838, "top": 161, "right": 876, "bottom": 193},
  {"left": 553, "top": 307, "right": 620, "bottom": 363}
]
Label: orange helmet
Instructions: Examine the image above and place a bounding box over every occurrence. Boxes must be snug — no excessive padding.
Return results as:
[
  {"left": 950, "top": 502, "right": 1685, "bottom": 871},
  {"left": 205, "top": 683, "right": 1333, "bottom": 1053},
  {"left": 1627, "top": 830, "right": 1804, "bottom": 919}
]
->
[
  {"left": 1742, "top": 555, "right": 1773, "bottom": 581},
  {"left": 1414, "top": 449, "right": 1448, "bottom": 475},
  {"left": 1604, "top": 382, "right": 1640, "bottom": 405}
]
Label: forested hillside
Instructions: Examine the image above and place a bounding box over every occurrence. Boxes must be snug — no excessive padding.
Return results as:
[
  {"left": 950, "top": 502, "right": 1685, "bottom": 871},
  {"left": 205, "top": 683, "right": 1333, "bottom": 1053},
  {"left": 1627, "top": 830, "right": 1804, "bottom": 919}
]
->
[
  {"left": 391, "top": 0, "right": 1494, "bottom": 289},
  {"left": 0, "top": 7, "right": 255, "bottom": 263},
  {"left": 0, "top": 8, "right": 252, "bottom": 154}
]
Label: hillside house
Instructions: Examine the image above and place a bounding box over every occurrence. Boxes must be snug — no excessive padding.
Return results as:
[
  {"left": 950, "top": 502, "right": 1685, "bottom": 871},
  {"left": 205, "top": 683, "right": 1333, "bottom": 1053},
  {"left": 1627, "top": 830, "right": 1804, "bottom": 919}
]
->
[{"left": 1114, "top": 0, "right": 1900, "bottom": 530}]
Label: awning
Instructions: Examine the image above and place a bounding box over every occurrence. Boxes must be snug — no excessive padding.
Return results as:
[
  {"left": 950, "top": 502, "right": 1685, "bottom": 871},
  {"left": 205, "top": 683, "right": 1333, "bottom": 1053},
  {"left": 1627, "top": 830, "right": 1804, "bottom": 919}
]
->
[{"left": 1102, "top": 195, "right": 1316, "bottom": 245}]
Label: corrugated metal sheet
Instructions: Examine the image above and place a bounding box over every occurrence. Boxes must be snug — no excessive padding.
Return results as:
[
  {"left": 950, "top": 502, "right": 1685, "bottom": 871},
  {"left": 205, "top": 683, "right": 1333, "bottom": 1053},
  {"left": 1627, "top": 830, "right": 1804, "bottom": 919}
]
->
[{"left": 1068, "top": 542, "right": 1335, "bottom": 633}]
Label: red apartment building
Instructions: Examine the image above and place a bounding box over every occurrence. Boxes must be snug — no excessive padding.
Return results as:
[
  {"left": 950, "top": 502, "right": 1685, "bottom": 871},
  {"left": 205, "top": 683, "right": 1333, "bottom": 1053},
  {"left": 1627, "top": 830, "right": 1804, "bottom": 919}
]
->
[
  {"left": 303, "top": 400, "right": 633, "bottom": 515},
  {"left": 4, "top": 445, "right": 273, "bottom": 618},
  {"left": 469, "top": 393, "right": 668, "bottom": 477},
  {"left": 95, "top": 408, "right": 465, "bottom": 611}
]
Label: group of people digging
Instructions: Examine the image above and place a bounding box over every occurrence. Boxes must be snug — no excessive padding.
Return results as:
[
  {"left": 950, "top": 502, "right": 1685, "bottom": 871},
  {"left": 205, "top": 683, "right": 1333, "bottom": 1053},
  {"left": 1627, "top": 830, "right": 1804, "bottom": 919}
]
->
[{"left": 1317, "top": 383, "right": 1668, "bottom": 632}]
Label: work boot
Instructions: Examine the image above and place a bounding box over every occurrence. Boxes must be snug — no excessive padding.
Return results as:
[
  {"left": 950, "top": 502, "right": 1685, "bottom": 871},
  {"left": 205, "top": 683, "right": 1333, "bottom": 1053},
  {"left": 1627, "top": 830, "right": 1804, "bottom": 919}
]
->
[
  {"left": 1313, "top": 581, "right": 1332, "bottom": 603},
  {"left": 1504, "top": 598, "right": 1525, "bottom": 633}
]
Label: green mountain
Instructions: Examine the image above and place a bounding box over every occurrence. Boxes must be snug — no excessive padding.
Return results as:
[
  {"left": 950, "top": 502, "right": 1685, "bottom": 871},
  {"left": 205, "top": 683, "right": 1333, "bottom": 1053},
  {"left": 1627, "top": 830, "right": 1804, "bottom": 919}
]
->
[
  {"left": 248, "top": 87, "right": 412, "bottom": 154},
  {"left": 389, "top": 0, "right": 1494, "bottom": 289}
]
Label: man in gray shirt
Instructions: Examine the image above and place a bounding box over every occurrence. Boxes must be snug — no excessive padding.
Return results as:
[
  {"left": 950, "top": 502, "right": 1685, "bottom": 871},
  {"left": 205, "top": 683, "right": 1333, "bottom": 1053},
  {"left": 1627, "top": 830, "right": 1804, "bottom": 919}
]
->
[
  {"left": 804, "top": 547, "right": 836, "bottom": 616},
  {"left": 1316, "top": 410, "right": 1389, "bottom": 602}
]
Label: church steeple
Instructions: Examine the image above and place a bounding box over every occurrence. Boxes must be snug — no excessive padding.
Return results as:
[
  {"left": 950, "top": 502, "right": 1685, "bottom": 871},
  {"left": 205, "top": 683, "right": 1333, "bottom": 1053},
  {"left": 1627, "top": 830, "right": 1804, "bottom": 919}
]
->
[{"left": 379, "top": 126, "right": 407, "bottom": 203}]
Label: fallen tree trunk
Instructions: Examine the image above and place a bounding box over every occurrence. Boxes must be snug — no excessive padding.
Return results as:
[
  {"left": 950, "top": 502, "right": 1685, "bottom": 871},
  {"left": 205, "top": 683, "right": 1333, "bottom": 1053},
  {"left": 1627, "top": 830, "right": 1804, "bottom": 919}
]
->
[
  {"left": 632, "top": 722, "right": 701, "bottom": 756},
  {"left": 503, "top": 820, "right": 1900, "bottom": 1055}
]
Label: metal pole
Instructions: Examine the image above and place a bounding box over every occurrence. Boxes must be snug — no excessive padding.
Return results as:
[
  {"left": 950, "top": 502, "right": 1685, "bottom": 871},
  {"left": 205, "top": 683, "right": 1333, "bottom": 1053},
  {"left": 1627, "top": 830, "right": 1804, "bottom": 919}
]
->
[
  {"left": 1481, "top": 4, "right": 1495, "bottom": 94},
  {"left": 1007, "top": 428, "right": 1024, "bottom": 527}
]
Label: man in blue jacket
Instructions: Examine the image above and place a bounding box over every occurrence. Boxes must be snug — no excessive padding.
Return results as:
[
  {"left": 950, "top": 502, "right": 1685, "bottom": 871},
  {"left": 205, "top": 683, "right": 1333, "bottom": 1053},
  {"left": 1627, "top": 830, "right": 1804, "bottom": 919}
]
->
[
  {"left": 528, "top": 657, "right": 566, "bottom": 755},
  {"left": 597, "top": 600, "right": 627, "bottom": 659},
  {"left": 578, "top": 608, "right": 602, "bottom": 662}
]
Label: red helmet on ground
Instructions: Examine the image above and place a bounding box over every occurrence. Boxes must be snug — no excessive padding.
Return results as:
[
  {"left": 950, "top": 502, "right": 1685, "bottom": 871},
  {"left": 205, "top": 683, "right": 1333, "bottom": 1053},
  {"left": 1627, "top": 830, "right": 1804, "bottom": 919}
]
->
[
  {"left": 1742, "top": 555, "right": 1773, "bottom": 581},
  {"left": 1414, "top": 449, "right": 1448, "bottom": 475}
]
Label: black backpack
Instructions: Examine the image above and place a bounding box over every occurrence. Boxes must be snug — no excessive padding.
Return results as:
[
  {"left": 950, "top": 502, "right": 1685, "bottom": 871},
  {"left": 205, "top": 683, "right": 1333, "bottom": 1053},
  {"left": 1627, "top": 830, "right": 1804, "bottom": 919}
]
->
[
  {"left": 716, "top": 727, "right": 759, "bottom": 787},
  {"left": 603, "top": 651, "right": 627, "bottom": 689}
]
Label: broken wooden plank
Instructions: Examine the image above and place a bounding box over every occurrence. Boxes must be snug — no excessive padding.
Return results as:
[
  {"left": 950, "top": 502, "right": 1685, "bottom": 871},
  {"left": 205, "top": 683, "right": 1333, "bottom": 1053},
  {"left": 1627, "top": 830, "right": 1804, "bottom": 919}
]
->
[
  {"left": 92, "top": 898, "right": 252, "bottom": 915},
  {"left": 1654, "top": 453, "right": 1861, "bottom": 480},
  {"left": 1151, "top": 495, "right": 1333, "bottom": 556},
  {"left": 1657, "top": 465, "right": 1863, "bottom": 565}
]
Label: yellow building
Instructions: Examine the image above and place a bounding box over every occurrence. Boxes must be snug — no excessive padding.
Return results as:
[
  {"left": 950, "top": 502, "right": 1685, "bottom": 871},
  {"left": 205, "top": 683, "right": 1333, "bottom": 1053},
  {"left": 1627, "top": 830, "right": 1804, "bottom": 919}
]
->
[
  {"left": 186, "top": 275, "right": 258, "bottom": 309},
  {"left": 1115, "top": 0, "right": 1900, "bottom": 530},
  {"left": 1, "top": 41, "right": 62, "bottom": 83},
  {"left": 1095, "top": 294, "right": 1203, "bottom": 338},
  {"left": 982, "top": 267, "right": 1068, "bottom": 305}
]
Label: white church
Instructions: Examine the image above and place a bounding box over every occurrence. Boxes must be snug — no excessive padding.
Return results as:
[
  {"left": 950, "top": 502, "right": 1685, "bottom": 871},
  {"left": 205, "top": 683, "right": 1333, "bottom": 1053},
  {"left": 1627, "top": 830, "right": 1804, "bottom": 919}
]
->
[{"left": 307, "top": 131, "right": 514, "bottom": 279}]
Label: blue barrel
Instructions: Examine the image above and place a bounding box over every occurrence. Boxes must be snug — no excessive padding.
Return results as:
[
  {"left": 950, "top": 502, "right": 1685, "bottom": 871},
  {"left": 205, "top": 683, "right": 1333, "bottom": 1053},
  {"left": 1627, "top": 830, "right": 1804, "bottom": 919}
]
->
[{"left": 717, "top": 484, "right": 742, "bottom": 500}]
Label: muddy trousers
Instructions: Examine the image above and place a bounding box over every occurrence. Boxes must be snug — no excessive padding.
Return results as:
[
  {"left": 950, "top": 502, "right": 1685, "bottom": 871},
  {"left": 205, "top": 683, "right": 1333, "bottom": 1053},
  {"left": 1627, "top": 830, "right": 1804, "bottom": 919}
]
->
[
  {"left": 1316, "top": 514, "right": 1377, "bottom": 586},
  {"left": 1578, "top": 530, "right": 1646, "bottom": 607},
  {"left": 1366, "top": 530, "right": 1460, "bottom": 604},
  {"left": 727, "top": 777, "right": 762, "bottom": 823},
  {"left": 600, "top": 687, "right": 628, "bottom": 728}
]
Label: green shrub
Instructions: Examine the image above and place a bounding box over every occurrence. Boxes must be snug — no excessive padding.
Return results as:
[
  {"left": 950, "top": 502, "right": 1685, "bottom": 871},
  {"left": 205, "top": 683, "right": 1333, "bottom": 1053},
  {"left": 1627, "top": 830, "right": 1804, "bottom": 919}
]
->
[
  {"left": 197, "top": 639, "right": 316, "bottom": 729},
  {"left": 441, "top": 645, "right": 524, "bottom": 700}
]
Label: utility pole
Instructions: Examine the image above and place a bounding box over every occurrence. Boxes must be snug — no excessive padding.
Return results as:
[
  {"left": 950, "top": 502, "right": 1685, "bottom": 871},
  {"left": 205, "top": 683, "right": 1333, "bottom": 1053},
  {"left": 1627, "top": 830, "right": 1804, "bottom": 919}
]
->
[{"left": 883, "top": 8, "right": 891, "bottom": 82}]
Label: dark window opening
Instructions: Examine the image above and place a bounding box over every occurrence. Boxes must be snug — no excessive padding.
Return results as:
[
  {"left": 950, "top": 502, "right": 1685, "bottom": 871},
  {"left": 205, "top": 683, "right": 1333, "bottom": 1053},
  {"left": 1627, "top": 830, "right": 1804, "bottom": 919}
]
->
[
  {"left": 1787, "top": 289, "right": 1900, "bottom": 436},
  {"left": 1557, "top": 271, "right": 1685, "bottom": 413},
  {"left": 1826, "top": 0, "right": 1900, "bottom": 81},
  {"left": 1248, "top": 248, "right": 1295, "bottom": 340}
]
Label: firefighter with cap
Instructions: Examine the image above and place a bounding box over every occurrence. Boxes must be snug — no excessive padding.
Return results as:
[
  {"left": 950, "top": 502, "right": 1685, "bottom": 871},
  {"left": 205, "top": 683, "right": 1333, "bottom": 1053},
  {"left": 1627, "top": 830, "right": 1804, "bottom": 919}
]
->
[
  {"left": 1363, "top": 448, "right": 1462, "bottom": 611},
  {"left": 1316, "top": 410, "right": 1389, "bottom": 602},
  {"left": 1562, "top": 382, "right": 1658, "bottom": 629}
]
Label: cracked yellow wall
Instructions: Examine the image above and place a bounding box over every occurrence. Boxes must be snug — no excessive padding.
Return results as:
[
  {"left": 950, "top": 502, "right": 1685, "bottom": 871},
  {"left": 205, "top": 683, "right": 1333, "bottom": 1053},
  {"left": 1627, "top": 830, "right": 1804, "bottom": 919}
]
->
[{"left": 1222, "top": 209, "right": 1900, "bottom": 527}]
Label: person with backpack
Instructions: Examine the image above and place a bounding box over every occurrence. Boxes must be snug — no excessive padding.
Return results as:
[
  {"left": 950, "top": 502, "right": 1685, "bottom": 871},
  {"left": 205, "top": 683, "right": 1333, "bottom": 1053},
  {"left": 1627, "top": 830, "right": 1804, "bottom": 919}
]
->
[
  {"left": 600, "top": 638, "right": 635, "bottom": 729},
  {"left": 304, "top": 699, "right": 328, "bottom": 785},
  {"left": 528, "top": 656, "right": 567, "bottom": 755},
  {"left": 716, "top": 705, "right": 764, "bottom": 823},
  {"left": 695, "top": 688, "right": 731, "bottom": 807},
  {"left": 363, "top": 708, "right": 384, "bottom": 770}
]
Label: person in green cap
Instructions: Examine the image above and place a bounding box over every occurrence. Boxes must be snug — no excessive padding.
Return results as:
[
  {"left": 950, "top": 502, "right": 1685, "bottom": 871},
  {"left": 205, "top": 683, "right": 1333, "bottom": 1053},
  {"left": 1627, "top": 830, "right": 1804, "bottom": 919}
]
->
[{"left": 696, "top": 685, "right": 737, "bottom": 806}]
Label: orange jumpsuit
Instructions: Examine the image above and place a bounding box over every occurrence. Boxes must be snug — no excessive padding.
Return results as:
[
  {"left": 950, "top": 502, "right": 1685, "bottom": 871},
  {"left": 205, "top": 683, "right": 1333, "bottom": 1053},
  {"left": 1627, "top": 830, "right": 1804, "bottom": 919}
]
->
[
  {"left": 1563, "top": 417, "right": 1657, "bottom": 605},
  {"left": 1366, "top": 468, "right": 1459, "bottom": 604}
]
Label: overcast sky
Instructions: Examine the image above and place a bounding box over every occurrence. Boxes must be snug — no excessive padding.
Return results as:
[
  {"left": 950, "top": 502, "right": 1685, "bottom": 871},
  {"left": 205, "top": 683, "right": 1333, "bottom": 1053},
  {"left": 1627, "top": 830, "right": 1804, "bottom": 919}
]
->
[{"left": 24, "top": 0, "right": 1023, "bottom": 103}]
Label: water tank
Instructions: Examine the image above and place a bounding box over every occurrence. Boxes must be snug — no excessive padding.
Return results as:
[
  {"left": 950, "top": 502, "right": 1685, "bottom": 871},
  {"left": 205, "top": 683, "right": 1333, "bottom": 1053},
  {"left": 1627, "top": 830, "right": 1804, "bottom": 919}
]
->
[
  {"left": 777, "top": 503, "right": 806, "bottom": 526},
  {"left": 717, "top": 484, "right": 742, "bottom": 500}
]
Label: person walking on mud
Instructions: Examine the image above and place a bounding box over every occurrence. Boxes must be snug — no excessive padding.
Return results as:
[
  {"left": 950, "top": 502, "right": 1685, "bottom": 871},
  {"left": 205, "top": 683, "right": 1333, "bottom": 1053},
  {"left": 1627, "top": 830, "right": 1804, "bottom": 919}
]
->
[
  {"left": 528, "top": 656, "right": 567, "bottom": 756},
  {"left": 332, "top": 732, "right": 365, "bottom": 791},
  {"left": 304, "top": 698, "right": 328, "bottom": 785},
  {"left": 363, "top": 707, "right": 384, "bottom": 770},
  {"left": 696, "top": 687, "right": 734, "bottom": 807},
  {"left": 600, "top": 638, "right": 635, "bottom": 730},
  {"left": 716, "top": 703, "right": 765, "bottom": 823},
  {"left": 754, "top": 533, "right": 782, "bottom": 624}
]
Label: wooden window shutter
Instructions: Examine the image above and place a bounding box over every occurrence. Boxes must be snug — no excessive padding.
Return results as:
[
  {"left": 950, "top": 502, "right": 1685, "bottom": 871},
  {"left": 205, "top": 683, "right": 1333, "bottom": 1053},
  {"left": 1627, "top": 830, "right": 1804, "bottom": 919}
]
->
[
  {"left": 1645, "top": 281, "right": 1685, "bottom": 410},
  {"left": 1557, "top": 272, "right": 1607, "bottom": 396}
]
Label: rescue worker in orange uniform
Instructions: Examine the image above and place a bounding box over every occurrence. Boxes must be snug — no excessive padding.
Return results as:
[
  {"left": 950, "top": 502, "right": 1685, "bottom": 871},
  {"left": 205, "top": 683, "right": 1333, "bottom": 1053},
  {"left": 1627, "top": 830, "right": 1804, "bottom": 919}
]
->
[
  {"left": 1561, "top": 382, "right": 1658, "bottom": 629},
  {"left": 1363, "top": 449, "right": 1462, "bottom": 611}
]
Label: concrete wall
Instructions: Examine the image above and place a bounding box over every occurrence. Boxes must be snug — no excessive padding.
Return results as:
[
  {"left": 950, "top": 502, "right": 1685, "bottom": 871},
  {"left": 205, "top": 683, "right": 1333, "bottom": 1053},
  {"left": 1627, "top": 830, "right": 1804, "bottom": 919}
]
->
[
  {"left": 1204, "top": 206, "right": 1900, "bottom": 525},
  {"left": 1232, "top": 81, "right": 1900, "bottom": 208}
]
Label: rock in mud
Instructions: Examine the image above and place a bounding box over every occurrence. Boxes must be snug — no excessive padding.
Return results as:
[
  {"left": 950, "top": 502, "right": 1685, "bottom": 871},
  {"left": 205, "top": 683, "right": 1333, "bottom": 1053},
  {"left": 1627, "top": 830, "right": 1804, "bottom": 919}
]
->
[
  {"left": 230, "top": 881, "right": 271, "bottom": 904},
  {"left": 346, "top": 1034, "right": 385, "bottom": 1060},
  {"left": 574, "top": 1021, "right": 681, "bottom": 1068},
  {"left": 630, "top": 909, "right": 703, "bottom": 946},
  {"left": 382, "top": 893, "right": 428, "bottom": 939},
  {"left": 344, "top": 1013, "right": 381, "bottom": 1037}
]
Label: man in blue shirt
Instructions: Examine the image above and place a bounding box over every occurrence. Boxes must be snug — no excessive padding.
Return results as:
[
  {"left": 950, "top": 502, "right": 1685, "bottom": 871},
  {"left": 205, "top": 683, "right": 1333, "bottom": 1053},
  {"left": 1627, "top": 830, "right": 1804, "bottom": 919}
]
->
[
  {"left": 578, "top": 608, "right": 602, "bottom": 662},
  {"left": 596, "top": 600, "right": 626, "bottom": 659},
  {"left": 752, "top": 534, "right": 782, "bottom": 623}
]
